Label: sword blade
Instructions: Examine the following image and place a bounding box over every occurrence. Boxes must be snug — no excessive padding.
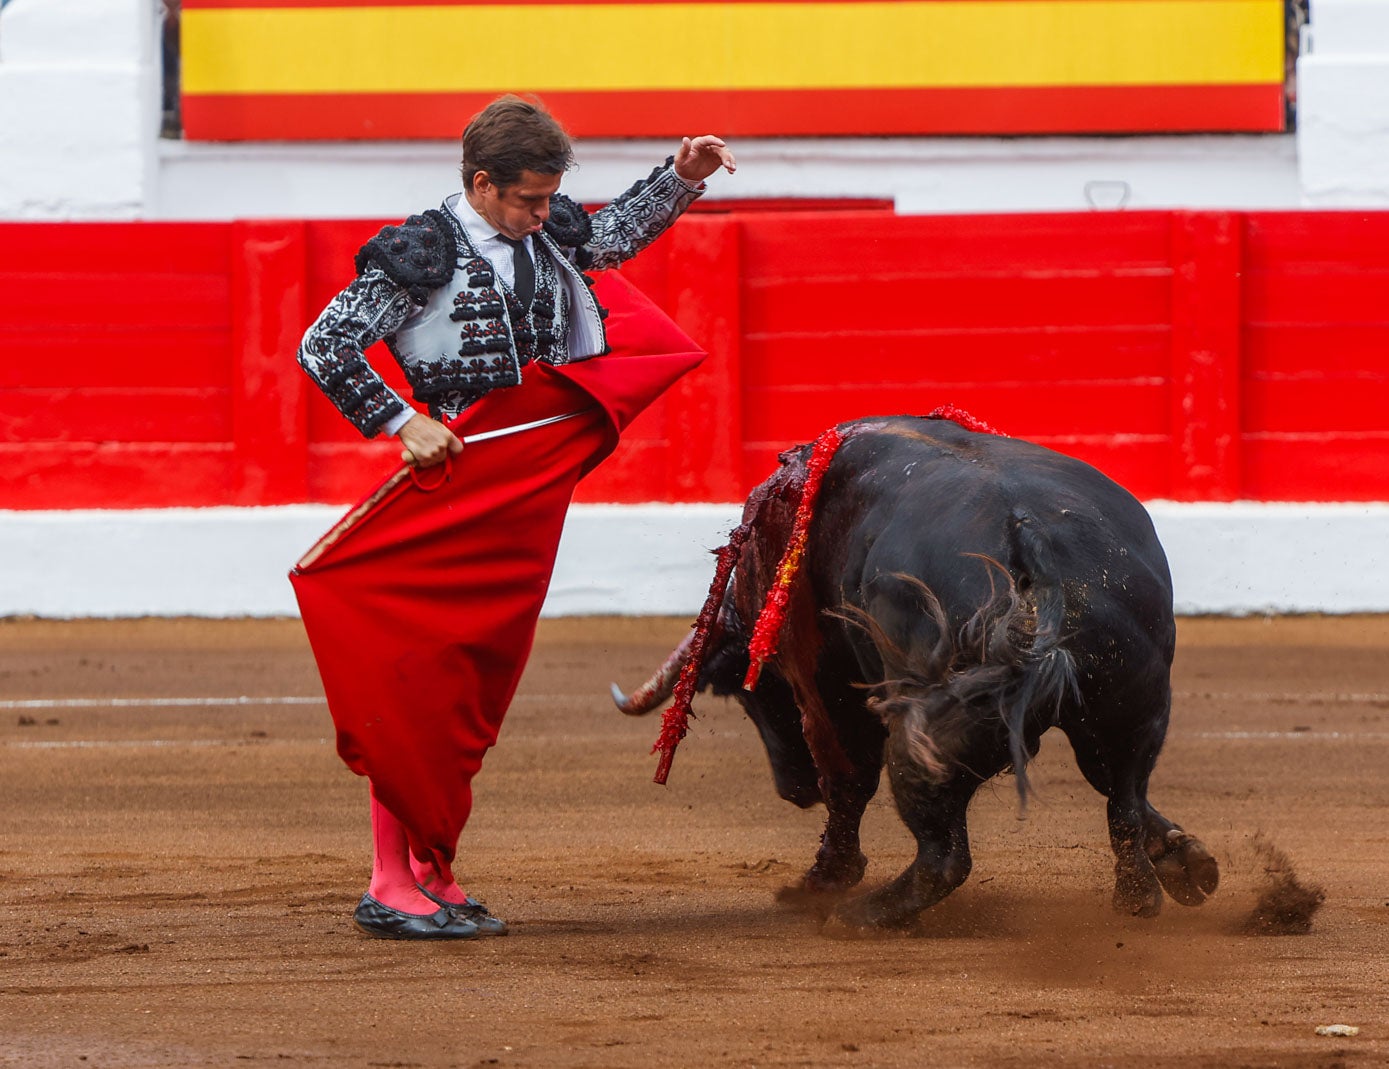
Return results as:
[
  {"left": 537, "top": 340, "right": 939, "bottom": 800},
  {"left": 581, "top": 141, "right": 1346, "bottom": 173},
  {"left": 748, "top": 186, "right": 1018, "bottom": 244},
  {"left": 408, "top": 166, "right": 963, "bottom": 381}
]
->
[{"left": 459, "top": 408, "right": 594, "bottom": 445}]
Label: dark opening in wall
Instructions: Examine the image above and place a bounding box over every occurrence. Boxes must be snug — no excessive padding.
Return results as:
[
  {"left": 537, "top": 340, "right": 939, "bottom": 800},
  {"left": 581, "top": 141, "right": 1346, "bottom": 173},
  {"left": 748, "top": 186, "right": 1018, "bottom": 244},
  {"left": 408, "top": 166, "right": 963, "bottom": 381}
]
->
[{"left": 160, "top": 0, "right": 182, "bottom": 139}]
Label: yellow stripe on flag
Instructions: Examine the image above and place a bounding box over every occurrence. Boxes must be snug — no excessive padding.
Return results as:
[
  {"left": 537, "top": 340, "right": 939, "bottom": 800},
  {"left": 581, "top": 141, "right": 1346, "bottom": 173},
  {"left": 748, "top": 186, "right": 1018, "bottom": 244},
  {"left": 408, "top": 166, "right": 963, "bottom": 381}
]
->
[{"left": 182, "top": 1, "right": 1285, "bottom": 95}]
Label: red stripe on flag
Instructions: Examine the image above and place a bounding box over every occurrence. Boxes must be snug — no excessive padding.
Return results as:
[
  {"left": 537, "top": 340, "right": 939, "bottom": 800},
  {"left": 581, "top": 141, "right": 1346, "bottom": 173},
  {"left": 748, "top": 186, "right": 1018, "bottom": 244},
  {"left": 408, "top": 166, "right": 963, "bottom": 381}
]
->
[{"left": 183, "top": 84, "right": 1286, "bottom": 141}]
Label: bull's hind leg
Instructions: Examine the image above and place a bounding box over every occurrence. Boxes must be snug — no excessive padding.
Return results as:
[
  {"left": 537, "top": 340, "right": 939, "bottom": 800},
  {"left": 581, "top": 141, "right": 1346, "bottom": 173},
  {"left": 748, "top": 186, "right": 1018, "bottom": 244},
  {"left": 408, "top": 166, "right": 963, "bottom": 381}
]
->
[
  {"left": 1145, "top": 817, "right": 1219, "bottom": 907},
  {"left": 830, "top": 688, "right": 999, "bottom": 931},
  {"left": 1064, "top": 709, "right": 1218, "bottom": 917},
  {"left": 829, "top": 769, "right": 982, "bottom": 931}
]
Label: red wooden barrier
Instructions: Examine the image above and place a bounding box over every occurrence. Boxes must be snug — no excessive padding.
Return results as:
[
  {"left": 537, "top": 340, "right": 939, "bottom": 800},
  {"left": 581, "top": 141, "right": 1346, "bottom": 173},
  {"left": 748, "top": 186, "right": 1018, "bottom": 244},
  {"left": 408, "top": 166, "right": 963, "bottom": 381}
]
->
[
  {"left": 2, "top": 209, "right": 1387, "bottom": 509},
  {"left": 1241, "top": 212, "right": 1389, "bottom": 499},
  {"left": 1170, "top": 210, "right": 1242, "bottom": 500},
  {"left": 0, "top": 222, "right": 236, "bottom": 509},
  {"left": 232, "top": 220, "right": 309, "bottom": 504}
]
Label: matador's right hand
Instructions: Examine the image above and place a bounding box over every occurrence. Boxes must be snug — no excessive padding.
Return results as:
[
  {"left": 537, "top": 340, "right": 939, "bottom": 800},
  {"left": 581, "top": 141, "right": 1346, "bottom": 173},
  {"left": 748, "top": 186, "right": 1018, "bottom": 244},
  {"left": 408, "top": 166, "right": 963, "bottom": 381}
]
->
[{"left": 398, "top": 413, "right": 463, "bottom": 468}]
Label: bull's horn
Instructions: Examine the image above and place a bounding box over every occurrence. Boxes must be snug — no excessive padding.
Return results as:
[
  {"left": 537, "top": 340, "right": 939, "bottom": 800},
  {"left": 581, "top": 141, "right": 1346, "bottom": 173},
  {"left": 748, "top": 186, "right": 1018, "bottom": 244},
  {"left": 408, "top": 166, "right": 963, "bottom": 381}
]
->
[{"left": 610, "top": 630, "right": 696, "bottom": 716}]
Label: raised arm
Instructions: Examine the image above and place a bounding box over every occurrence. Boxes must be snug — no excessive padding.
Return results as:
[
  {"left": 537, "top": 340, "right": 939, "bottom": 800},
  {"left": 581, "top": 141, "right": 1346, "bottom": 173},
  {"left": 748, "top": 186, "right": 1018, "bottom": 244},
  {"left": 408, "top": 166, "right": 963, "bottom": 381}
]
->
[
  {"left": 673, "top": 134, "right": 737, "bottom": 184},
  {"left": 580, "top": 135, "right": 737, "bottom": 271}
]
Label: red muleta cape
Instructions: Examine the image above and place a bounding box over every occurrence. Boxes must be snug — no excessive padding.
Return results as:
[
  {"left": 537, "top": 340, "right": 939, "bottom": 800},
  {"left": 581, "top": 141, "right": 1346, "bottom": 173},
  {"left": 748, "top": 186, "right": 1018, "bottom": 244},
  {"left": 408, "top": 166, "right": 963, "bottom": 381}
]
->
[{"left": 289, "top": 273, "right": 704, "bottom": 870}]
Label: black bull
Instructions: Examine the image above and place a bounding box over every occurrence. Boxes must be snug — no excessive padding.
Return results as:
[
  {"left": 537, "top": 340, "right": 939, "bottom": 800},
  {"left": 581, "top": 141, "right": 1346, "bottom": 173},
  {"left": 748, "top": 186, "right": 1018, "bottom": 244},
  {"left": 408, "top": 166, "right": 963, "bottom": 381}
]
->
[{"left": 614, "top": 416, "right": 1219, "bottom": 930}]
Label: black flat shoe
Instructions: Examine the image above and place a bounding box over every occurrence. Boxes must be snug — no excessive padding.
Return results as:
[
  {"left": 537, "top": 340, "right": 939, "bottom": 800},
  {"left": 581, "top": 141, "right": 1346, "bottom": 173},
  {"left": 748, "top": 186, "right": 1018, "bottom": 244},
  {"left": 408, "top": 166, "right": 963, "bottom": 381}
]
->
[
  {"left": 353, "top": 893, "right": 479, "bottom": 940},
  {"left": 417, "top": 885, "right": 510, "bottom": 936}
]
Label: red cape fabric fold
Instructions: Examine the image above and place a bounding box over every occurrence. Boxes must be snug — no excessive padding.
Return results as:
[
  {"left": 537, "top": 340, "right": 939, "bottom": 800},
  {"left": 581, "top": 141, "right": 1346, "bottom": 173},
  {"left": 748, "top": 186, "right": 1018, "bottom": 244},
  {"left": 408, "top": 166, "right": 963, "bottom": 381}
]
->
[{"left": 289, "top": 273, "right": 704, "bottom": 868}]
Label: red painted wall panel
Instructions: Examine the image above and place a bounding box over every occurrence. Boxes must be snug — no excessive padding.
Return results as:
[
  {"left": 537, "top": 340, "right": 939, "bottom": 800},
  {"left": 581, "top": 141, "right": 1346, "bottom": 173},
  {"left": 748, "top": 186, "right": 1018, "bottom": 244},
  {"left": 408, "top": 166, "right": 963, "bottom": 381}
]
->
[
  {"left": 742, "top": 327, "right": 1171, "bottom": 388},
  {"left": 1032, "top": 436, "right": 1170, "bottom": 494},
  {"left": 744, "top": 273, "right": 1169, "bottom": 332},
  {"left": 1, "top": 388, "right": 231, "bottom": 444},
  {"left": 1237, "top": 212, "right": 1389, "bottom": 499},
  {"left": 2, "top": 223, "right": 232, "bottom": 273},
  {"left": 2, "top": 209, "right": 1388, "bottom": 509},
  {"left": 1245, "top": 324, "right": 1389, "bottom": 375},
  {"left": 1246, "top": 379, "right": 1389, "bottom": 434},
  {"left": 1242, "top": 212, "right": 1389, "bottom": 265},
  {"left": 732, "top": 210, "right": 1183, "bottom": 496},
  {"left": 1243, "top": 435, "right": 1389, "bottom": 501},
  {"left": 0, "top": 224, "right": 236, "bottom": 463},
  {"left": 1247, "top": 268, "right": 1389, "bottom": 325},
  {"left": 742, "top": 381, "right": 1170, "bottom": 441},
  {"left": 736, "top": 211, "right": 1174, "bottom": 275},
  {"left": 1, "top": 332, "right": 231, "bottom": 390}
]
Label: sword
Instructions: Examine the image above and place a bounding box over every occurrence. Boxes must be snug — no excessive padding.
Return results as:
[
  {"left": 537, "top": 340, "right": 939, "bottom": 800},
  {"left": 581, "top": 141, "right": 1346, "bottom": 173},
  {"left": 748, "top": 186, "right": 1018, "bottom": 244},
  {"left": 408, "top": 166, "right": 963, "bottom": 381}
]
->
[
  {"left": 294, "top": 407, "right": 599, "bottom": 572},
  {"left": 458, "top": 408, "right": 594, "bottom": 445},
  {"left": 401, "top": 408, "right": 597, "bottom": 466}
]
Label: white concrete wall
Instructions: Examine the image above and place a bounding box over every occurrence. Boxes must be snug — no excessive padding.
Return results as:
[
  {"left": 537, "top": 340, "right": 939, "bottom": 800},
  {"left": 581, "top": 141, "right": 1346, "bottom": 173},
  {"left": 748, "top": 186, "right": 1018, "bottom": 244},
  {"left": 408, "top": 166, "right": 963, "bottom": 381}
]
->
[
  {"left": 3, "top": 0, "right": 1387, "bottom": 218},
  {"left": 5, "top": 0, "right": 1386, "bottom": 220},
  {"left": 4, "top": 503, "right": 1389, "bottom": 619},
  {"left": 1297, "top": 0, "right": 1389, "bottom": 206},
  {"left": 152, "top": 133, "right": 1305, "bottom": 222},
  {"left": 0, "top": 0, "right": 160, "bottom": 219}
]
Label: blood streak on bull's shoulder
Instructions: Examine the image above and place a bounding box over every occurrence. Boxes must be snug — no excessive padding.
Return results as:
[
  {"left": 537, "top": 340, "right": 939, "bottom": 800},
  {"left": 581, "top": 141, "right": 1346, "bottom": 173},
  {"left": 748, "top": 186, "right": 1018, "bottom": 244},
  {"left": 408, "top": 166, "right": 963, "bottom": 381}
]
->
[
  {"left": 647, "top": 407, "right": 998, "bottom": 784},
  {"left": 743, "top": 425, "right": 845, "bottom": 692}
]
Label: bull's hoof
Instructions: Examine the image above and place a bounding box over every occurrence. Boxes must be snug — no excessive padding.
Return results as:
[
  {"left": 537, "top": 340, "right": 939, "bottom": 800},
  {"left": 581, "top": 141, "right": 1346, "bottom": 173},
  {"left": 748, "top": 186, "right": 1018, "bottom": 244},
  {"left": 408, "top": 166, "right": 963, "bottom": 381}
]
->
[
  {"left": 777, "top": 855, "right": 861, "bottom": 910},
  {"left": 775, "top": 850, "right": 868, "bottom": 909},
  {"left": 776, "top": 879, "right": 845, "bottom": 913},
  {"left": 1112, "top": 866, "right": 1164, "bottom": 918},
  {"left": 823, "top": 887, "right": 919, "bottom": 935},
  {"left": 1150, "top": 830, "right": 1219, "bottom": 907}
]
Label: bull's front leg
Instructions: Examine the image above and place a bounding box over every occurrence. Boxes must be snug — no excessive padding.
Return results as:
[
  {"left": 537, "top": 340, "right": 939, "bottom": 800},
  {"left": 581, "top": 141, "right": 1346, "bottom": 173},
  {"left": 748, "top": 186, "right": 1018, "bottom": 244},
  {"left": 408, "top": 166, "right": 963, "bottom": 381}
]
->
[
  {"left": 774, "top": 665, "right": 887, "bottom": 905},
  {"left": 777, "top": 762, "right": 880, "bottom": 904}
]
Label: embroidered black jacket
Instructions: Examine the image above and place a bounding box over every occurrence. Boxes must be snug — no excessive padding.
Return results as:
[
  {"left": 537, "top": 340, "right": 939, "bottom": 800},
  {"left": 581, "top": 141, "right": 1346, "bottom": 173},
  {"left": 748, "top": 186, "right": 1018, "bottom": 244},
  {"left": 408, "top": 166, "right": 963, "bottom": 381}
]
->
[{"left": 298, "top": 160, "right": 702, "bottom": 436}]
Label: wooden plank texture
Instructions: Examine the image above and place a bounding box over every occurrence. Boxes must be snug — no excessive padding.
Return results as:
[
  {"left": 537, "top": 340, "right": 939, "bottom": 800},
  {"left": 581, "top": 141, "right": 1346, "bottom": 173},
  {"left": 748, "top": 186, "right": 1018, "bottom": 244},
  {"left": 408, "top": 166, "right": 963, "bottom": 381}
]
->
[{"left": 2, "top": 209, "right": 1387, "bottom": 507}]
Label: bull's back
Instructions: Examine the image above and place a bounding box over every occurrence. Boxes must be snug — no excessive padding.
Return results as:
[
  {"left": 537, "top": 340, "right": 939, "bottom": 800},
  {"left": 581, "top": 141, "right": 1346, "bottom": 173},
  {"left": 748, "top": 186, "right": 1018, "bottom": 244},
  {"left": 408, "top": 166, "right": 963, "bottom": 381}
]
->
[{"left": 814, "top": 418, "right": 1174, "bottom": 667}]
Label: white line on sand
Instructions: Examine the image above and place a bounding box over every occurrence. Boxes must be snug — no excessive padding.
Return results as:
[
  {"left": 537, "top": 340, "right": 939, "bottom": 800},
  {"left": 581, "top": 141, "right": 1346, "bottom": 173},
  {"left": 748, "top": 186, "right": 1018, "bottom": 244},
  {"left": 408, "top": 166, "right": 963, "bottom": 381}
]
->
[
  {"left": 8, "top": 731, "right": 1387, "bottom": 751},
  {"left": 0, "top": 696, "right": 325, "bottom": 710},
  {"left": 4, "top": 738, "right": 332, "bottom": 750},
  {"left": 5, "top": 691, "right": 1389, "bottom": 712}
]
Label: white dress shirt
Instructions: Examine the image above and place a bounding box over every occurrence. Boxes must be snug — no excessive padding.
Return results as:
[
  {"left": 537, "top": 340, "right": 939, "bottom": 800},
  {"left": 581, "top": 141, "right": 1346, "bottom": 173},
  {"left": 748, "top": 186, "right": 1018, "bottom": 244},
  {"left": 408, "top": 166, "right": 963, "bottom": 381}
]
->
[
  {"left": 380, "top": 193, "right": 539, "bottom": 437},
  {"left": 448, "top": 191, "right": 534, "bottom": 290}
]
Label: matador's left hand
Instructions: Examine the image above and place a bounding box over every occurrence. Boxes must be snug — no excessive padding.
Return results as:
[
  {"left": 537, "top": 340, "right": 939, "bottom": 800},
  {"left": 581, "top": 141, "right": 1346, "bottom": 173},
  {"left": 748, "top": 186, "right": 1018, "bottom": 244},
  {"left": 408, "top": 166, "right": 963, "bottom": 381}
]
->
[{"left": 674, "top": 135, "right": 737, "bottom": 184}]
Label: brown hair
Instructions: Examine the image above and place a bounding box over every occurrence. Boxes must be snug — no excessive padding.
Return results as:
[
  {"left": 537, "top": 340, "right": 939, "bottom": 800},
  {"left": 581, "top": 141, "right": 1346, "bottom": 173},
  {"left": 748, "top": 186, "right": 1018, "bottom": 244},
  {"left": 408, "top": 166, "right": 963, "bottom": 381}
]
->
[{"left": 460, "top": 96, "right": 574, "bottom": 191}]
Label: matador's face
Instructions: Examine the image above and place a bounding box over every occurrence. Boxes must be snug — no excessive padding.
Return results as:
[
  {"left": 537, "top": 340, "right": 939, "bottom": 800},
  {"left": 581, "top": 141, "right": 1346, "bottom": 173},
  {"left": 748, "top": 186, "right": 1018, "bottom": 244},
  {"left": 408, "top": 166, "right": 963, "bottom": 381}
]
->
[{"left": 468, "top": 169, "right": 563, "bottom": 241}]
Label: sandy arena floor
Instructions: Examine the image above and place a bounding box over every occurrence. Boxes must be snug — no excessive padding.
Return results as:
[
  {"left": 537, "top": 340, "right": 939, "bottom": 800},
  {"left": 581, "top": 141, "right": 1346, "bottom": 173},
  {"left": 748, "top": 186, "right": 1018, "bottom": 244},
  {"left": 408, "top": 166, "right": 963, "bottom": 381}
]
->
[{"left": 0, "top": 615, "right": 1385, "bottom": 1068}]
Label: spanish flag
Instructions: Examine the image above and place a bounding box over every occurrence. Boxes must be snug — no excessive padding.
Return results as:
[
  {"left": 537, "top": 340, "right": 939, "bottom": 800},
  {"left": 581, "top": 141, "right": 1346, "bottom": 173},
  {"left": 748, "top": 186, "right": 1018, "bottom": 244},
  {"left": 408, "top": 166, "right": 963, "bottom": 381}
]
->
[{"left": 181, "top": 0, "right": 1285, "bottom": 140}]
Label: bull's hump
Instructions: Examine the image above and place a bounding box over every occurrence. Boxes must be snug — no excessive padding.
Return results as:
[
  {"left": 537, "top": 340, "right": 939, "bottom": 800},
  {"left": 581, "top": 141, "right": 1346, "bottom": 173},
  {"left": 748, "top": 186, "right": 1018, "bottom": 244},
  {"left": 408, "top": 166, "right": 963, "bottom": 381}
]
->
[
  {"left": 845, "top": 416, "right": 1002, "bottom": 474},
  {"left": 841, "top": 418, "right": 1136, "bottom": 517},
  {"left": 855, "top": 415, "right": 1001, "bottom": 451}
]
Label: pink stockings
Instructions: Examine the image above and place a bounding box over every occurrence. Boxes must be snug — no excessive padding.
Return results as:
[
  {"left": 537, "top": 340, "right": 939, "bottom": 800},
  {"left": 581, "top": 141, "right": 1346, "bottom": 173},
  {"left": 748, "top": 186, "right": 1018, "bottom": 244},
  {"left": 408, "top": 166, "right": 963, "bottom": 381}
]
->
[
  {"left": 410, "top": 850, "right": 468, "bottom": 906},
  {"left": 367, "top": 789, "right": 467, "bottom": 913}
]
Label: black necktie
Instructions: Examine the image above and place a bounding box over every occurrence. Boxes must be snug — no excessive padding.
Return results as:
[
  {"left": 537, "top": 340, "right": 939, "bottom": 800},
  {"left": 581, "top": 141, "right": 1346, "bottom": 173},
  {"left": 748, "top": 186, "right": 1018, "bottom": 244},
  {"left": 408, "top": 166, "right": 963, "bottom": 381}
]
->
[{"left": 498, "top": 235, "right": 534, "bottom": 313}]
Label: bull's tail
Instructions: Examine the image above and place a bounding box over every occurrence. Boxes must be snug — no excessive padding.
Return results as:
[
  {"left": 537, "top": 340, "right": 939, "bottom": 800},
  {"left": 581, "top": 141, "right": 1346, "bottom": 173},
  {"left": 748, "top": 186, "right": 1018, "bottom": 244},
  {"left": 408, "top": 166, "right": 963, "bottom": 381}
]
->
[
  {"left": 847, "top": 508, "right": 1078, "bottom": 807},
  {"left": 990, "top": 507, "right": 1080, "bottom": 802}
]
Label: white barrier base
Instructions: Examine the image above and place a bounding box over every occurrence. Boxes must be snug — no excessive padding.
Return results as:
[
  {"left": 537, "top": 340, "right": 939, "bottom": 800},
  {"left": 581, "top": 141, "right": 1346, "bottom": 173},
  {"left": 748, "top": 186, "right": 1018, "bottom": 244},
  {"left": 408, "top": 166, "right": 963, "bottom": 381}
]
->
[{"left": 3, "top": 502, "right": 1388, "bottom": 618}]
